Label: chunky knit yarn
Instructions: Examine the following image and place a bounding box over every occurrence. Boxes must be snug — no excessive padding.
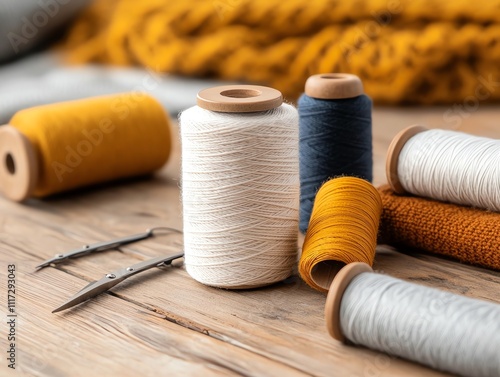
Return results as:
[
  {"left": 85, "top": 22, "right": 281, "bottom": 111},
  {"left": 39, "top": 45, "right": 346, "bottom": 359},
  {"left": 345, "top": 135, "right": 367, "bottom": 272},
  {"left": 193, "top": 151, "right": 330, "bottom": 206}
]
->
[
  {"left": 378, "top": 186, "right": 500, "bottom": 270},
  {"left": 59, "top": 0, "right": 500, "bottom": 104}
]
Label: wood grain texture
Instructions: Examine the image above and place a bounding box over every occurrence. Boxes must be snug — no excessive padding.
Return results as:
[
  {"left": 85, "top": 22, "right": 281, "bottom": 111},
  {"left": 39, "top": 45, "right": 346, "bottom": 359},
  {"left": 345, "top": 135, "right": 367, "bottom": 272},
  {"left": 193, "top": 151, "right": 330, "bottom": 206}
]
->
[{"left": 1, "top": 105, "right": 499, "bottom": 377}]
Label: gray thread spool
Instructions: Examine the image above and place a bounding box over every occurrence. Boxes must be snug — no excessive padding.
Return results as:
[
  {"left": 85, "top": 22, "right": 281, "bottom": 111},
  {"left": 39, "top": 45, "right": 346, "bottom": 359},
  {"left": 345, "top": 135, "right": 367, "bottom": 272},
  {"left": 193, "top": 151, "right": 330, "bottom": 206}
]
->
[{"left": 326, "top": 263, "right": 500, "bottom": 377}]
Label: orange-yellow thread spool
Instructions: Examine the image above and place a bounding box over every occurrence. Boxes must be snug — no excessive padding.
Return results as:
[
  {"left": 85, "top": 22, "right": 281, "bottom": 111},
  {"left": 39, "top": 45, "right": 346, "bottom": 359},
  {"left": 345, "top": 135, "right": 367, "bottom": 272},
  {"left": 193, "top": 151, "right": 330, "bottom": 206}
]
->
[
  {"left": 299, "top": 177, "right": 382, "bottom": 292},
  {"left": 0, "top": 93, "right": 171, "bottom": 201}
]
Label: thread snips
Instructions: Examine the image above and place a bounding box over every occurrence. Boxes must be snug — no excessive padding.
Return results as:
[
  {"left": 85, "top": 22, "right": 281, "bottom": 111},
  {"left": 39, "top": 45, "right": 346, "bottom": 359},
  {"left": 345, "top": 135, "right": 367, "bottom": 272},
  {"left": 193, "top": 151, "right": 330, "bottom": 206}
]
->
[
  {"left": 36, "top": 227, "right": 184, "bottom": 313},
  {"left": 52, "top": 252, "right": 183, "bottom": 313}
]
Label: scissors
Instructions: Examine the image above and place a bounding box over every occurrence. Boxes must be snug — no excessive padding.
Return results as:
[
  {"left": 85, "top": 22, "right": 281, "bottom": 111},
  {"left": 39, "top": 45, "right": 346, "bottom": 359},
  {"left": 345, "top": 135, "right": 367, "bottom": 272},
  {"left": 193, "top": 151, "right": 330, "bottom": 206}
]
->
[
  {"left": 36, "top": 227, "right": 184, "bottom": 313},
  {"left": 52, "top": 252, "right": 183, "bottom": 313}
]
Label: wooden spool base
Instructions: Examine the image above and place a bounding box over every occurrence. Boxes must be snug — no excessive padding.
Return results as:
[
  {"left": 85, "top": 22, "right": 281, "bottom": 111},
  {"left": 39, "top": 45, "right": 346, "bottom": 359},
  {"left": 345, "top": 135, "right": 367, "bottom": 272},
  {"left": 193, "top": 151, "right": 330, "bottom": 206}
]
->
[
  {"left": 385, "top": 125, "right": 428, "bottom": 194},
  {"left": 0, "top": 125, "right": 38, "bottom": 202},
  {"left": 325, "top": 262, "right": 373, "bottom": 342}
]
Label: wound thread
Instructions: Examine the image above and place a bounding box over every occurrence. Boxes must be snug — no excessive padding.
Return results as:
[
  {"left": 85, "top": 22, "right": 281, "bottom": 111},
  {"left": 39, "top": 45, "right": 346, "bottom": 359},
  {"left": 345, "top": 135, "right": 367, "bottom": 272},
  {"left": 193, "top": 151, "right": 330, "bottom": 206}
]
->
[
  {"left": 2, "top": 93, "right": 171, "bottom": 199},
  {"left": 396, "top": 128, "right": 500, "bottom": 212},
  {"left": 336, "top": 271, "right": 500, "bottom": 377},
  {"left": 299, "top": 177, "right": 382, "bottom": 292},
  {"left": 298, "top": 90, "right": 372, "bottom": 233},
  {"left": 180, "top": 99, "right": 299, "bottom": 289}
]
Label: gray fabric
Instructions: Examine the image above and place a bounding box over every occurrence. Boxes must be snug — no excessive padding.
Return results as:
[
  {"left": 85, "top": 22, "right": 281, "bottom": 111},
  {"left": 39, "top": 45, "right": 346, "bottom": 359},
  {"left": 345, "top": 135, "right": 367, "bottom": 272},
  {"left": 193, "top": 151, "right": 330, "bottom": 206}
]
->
[
  {"left": 0, "top": 52, "right": 234, "bottom": 123},
  {"left": 0, "top": 0, "right": 90, "bottom": 62}
]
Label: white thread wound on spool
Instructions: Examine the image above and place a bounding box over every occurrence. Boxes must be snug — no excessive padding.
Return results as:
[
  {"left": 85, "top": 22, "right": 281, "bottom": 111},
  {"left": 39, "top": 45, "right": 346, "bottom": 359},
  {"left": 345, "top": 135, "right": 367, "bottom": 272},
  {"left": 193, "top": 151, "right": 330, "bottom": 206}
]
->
[
  {"left": 398, "top": 129, "right": 500, "bottom": 211},
  {"left": 340, "top": 273, "right": 500, "bottom": 377},
  {"left": 180, "top": 104, "right": 299, "bottom": 288}
]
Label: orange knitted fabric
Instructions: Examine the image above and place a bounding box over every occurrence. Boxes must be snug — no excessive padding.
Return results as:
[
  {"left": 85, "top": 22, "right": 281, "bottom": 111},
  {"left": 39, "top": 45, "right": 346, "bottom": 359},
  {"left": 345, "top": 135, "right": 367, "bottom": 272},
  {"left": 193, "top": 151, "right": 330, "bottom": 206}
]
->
[
  {"left": 378, "top": 186, "right": 500, "bottom": 270},
  {"left": 58, "top": 0, "right": 500, "bottom": 104}
]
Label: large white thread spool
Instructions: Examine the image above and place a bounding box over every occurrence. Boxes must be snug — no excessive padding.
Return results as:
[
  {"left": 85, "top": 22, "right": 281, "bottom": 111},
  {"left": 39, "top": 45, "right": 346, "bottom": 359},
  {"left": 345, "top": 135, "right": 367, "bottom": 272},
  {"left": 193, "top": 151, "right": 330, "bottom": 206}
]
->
[
  {"left": 387, "top": 125, "right": 500, "bottom": 211},
  {"left": 326, "top": 263, "right": 500, "bottom": 377},
  {"left": 180, "top": 85, "right": 299, "bottom": 289}
]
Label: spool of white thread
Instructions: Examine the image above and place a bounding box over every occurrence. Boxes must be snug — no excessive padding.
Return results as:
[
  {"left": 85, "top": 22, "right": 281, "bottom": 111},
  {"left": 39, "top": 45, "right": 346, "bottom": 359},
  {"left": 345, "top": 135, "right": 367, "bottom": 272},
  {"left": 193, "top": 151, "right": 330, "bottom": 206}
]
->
[
  {"left": 325, "top": 263, "right": 500, "bottom": 377},
  {"left": 180, "top": 85, "right": 299, "bottom": 289},
  {"left": 386, "top": 125, "right": 500, "bottom": 212}
]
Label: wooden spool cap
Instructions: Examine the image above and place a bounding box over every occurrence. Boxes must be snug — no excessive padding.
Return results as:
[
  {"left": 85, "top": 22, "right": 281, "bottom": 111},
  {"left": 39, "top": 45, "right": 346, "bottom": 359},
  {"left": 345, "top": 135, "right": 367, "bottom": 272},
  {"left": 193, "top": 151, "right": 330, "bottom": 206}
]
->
[
  {"left": 0, "top": 125, "right": 38, "bottom": 202},
  {"left": 305, "top": 73, "right": 364, "bottom": 99},
  {"left": 197, "top": 85, "right": 283, "bottom": 112},
  {"left": 386, "top": 125, "right": 428, "bottom": 194},
  {"left": 325, "top": 262, "right": 373, "bottom": 342}
]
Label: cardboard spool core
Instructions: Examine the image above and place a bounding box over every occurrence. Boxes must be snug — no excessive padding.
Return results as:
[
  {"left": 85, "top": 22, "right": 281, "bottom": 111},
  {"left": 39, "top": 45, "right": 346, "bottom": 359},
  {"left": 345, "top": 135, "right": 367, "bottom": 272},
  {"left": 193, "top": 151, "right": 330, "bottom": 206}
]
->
[
  {"left": 386, "top": 125, "right": 428, "bottom": 194},
  {"left": 0, "top": 126, "right": 38, "bottom": 202},
  {"left": 311, "top": 260, "right": 346, "bottom": 291},
  {"left": 197, "top": 85, "right": 283, "bottom": 112},
  {"left": 305, "top": 73, "right": 364, "bottom": 100},
  {"left": 325, "top": 262, "right": 373, "bottom": 342}
]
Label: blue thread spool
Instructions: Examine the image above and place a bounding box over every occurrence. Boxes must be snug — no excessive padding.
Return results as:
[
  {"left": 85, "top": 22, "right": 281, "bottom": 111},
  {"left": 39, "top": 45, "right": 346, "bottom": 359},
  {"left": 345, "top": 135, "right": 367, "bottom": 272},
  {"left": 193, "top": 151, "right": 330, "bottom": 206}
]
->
[{"left": 298, "top": 74, "right": 373, "bottom": 233}]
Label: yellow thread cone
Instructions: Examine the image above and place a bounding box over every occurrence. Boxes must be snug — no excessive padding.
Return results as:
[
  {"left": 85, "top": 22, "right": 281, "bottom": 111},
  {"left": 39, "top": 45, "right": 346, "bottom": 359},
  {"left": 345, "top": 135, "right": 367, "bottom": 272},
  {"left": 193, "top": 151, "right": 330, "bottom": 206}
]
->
[
  {"left": 5, "top": 93, "right": 171, "bottom": 198},
  {"left": 299, "top": 177, "right": 382, "bottom": 292}
]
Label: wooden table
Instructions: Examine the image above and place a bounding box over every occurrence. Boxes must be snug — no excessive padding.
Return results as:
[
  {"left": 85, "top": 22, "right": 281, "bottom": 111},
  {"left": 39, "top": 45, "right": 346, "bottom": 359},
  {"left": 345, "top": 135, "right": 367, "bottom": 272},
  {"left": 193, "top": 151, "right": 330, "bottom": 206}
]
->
[{"left": 1, "top": 106, "right": 499, "bottom": 376}]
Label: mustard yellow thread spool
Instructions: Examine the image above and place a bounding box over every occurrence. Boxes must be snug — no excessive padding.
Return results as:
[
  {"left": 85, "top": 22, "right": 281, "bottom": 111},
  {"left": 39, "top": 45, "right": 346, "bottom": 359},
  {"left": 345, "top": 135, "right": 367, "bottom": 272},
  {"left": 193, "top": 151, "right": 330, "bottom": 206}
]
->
[
  {"left": 299, "top": 177, "right": 382, "bottom": 292},
  {"left": 0, "top": 93, "right": 171, "bottom": 201}
]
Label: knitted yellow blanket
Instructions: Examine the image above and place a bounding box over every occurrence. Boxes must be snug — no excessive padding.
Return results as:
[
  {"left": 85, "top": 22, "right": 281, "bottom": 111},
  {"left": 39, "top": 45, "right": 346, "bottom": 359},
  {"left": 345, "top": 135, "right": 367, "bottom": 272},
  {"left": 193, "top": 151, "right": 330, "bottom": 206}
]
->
[{"left": 60, "top": 0, "right": 500, "bottom": 104}]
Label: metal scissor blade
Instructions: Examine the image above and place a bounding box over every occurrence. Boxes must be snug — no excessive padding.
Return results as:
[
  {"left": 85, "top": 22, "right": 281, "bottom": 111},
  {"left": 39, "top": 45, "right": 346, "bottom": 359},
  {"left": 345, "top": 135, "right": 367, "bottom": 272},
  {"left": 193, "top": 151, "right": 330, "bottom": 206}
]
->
[
  {"left": 37, "top": 227, "right": 181, "bottom": 271},
  {"left": 52, "top": 277, "right": 122, "bottom": 313},
  {"left": 37, "top": 231, "right": 153, "bottom": 270},
  {"left": 52, "top": 252, "right": 184, "bottom": 313}
]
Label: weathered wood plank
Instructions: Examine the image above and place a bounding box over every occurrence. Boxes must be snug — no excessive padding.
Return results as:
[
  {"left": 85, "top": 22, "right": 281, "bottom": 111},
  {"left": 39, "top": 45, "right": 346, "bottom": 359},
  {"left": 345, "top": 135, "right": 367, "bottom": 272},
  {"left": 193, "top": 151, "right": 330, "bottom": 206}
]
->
[
  {"left": 0, "top": 240, "right": 309, "bottom": 377},
  {"left": 1, "top": 213, "right": 447, "bottom": 376}
]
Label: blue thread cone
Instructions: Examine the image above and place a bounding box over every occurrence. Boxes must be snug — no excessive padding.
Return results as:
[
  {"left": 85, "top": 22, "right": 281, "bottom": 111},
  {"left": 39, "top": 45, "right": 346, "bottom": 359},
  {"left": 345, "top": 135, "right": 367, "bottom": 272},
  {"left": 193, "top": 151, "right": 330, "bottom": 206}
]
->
[{"left": 298, "top": 93, "right": 373, "bottom": 233}]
